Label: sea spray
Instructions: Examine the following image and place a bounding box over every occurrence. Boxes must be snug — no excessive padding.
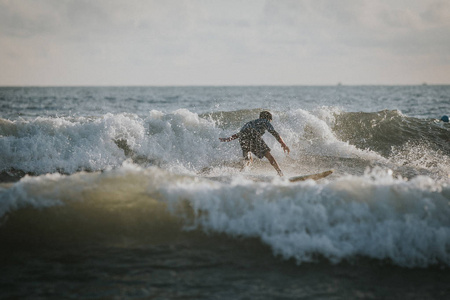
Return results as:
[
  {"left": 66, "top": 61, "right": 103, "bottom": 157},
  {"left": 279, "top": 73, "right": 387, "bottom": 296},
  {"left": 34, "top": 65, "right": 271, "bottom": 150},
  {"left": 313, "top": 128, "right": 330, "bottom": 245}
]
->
[
  {"left": 3, "top": 164, "right": 448, "bottom": 268},
  {"left": 159, "top": 167, "right": 450, "bottom": 268}
]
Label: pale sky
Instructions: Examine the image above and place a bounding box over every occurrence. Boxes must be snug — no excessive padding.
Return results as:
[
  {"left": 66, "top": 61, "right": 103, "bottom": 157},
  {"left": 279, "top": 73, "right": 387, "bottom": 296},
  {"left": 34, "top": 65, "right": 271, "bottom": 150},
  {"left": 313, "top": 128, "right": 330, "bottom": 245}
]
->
[{"left": 1, "top": 0, "right": 449, "bottom": 86}]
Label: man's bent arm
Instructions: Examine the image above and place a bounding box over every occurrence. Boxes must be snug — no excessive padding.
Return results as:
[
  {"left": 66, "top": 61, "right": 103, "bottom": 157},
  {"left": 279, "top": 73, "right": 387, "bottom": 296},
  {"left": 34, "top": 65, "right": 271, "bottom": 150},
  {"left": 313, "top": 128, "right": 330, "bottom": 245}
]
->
[{"left": 277, "top": 136, "right": 290, "bottom": 154}]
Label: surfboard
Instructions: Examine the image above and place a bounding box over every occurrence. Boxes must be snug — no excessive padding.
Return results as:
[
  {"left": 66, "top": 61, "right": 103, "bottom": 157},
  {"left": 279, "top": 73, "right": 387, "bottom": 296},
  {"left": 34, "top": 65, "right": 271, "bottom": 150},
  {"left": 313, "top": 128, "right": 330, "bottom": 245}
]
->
[
  {"left": 288, "top": 169, "right": 333, "bottom": 182},
  {"left": 240, "top": 169, "right": 334, "bottom": 183}
]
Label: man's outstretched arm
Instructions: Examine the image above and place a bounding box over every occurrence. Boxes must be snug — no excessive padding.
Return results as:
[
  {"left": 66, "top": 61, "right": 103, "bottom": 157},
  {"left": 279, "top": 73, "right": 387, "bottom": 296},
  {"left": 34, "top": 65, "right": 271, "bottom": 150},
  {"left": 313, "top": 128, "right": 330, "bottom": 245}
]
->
[{"left": 219, "top": 133, "right": 239, "bottom": 142}]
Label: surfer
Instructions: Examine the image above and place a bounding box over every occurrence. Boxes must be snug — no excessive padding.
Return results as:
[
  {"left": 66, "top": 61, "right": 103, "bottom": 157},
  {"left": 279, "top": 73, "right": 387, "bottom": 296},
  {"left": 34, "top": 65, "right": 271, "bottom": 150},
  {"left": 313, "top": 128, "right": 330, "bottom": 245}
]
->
[{"left": 219, "top": 111, "right": 290, "bottom": 176}]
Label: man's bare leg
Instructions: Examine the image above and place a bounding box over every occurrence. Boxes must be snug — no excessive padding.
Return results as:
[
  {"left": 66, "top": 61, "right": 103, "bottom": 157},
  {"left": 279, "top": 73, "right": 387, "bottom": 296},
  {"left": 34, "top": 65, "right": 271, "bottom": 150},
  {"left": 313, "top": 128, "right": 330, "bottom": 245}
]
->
[
  {"left": 240, "top": 152, "right": 253, "bottom": 171},
  {"left": 264, "top": 151, "right": 283, "bottom": 176}
]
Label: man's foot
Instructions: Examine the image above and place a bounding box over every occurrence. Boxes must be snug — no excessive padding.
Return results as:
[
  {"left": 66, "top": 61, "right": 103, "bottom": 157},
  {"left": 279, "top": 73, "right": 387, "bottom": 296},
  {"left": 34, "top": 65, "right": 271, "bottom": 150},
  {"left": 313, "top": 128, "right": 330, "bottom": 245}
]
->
[{"left": 240, "top": 154, "right": 253, "bottom": 172}]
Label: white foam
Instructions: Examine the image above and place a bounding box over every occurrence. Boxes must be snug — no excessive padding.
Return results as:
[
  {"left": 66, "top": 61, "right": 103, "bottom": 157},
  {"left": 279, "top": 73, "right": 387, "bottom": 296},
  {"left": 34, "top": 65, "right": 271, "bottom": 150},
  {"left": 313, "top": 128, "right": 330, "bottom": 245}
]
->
[
  {"left": 162, "top": 168, "right": 450, "bottom": 267},
  {"left": 1, "top": 162, "right": 449, "bottom": 267},
  {"left": 0, "top": 162, "right": 167, "bottom": 218},
  {"left": 142, "top": 109, "right": 229, "bottom": 169},
  {"left": 0, "top": 173, "right": 65, "bottom": 218},
  {"left": 0, "top": 114, "right": 144, "bottom": 174},
  {"left": 0, "top": 111, "right": 238, "bottom": 174},
  {"left": 1, "top": 109, "right": 388, "bottom": 175},
  {"left": 277, "top": 108, "right": 384, "bottom": 161}
]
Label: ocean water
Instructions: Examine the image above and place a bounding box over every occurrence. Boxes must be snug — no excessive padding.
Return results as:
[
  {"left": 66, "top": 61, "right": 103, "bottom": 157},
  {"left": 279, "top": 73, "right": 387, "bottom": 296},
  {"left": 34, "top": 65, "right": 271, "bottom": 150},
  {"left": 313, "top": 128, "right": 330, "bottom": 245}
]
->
[{"left": 0, "top": 86, "right": 449, "bottom": 299}]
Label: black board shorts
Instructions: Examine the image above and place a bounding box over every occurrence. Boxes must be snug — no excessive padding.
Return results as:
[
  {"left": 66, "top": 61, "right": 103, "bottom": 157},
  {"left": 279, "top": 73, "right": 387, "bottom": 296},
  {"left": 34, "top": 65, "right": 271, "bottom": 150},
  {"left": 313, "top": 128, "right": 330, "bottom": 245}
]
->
[{"left": 239, "top": 128, "right": 270, "bottom": 159}]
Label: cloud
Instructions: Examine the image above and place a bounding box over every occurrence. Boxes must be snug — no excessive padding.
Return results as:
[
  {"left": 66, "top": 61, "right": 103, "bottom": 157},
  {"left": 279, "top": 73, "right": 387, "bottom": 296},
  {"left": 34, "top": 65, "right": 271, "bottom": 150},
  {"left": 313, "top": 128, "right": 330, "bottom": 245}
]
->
[
  {"left": 0, "top": 0, "right": 449, "bottom": 85},
  {"left": 0, "top": 0, "right": 56, "bottom": 37},
  {"left": 422, "top": 1, "right": 450, "bottom": 25}
]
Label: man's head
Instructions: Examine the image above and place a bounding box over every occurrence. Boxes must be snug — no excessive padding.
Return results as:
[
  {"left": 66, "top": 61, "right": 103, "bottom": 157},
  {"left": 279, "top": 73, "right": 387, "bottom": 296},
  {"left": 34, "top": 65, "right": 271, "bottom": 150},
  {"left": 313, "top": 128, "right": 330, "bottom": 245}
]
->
[{"left": 260, "top": 111, "right": 273, "bottom": 121}]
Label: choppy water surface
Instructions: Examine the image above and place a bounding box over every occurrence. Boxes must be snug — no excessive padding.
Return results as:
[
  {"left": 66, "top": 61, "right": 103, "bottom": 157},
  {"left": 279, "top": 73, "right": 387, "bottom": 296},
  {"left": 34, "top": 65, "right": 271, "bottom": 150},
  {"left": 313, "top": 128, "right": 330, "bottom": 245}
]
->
[{"left": 1, "top": 86, "right": 449, "bottom": 299}]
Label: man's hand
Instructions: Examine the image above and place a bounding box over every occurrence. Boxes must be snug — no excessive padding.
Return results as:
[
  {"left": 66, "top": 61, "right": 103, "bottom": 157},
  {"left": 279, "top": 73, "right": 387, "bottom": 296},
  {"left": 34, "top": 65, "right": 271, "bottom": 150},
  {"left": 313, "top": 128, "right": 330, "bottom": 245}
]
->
[
  {"left": 281, "top": 143, "right": 290, "bottom": 154},
  {"left": 278, "top": 137, "right": 290, "bottom": 154}
]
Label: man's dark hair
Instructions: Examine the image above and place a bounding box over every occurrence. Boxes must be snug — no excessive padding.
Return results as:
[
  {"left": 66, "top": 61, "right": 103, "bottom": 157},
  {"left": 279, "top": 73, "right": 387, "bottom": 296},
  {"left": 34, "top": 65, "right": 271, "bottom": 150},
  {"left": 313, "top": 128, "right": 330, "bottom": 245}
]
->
[{"left": 260, "top": 111, "right": 272, "bottom": 120}]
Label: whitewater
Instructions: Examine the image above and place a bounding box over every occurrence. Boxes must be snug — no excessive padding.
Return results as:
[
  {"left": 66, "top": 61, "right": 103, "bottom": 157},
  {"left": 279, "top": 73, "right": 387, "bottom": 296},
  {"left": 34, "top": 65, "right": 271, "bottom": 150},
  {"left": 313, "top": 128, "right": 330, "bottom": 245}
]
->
[{"left": 0, "top": 86, "right": 449, "bottom": 299}]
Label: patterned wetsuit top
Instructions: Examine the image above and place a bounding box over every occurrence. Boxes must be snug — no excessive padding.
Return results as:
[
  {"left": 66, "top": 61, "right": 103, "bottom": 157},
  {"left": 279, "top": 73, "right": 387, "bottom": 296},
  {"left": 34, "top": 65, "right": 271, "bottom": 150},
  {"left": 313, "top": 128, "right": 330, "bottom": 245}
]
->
[{"left": 239, "top": 118, "right": 280, "bottom": 140}]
